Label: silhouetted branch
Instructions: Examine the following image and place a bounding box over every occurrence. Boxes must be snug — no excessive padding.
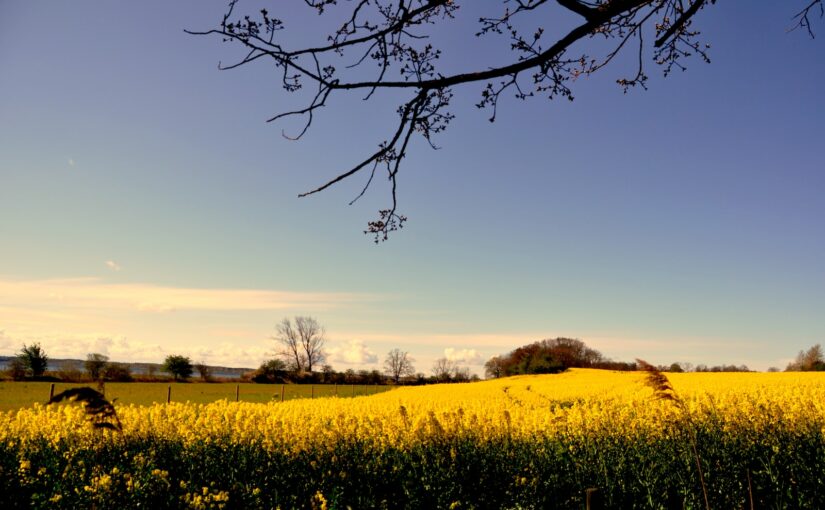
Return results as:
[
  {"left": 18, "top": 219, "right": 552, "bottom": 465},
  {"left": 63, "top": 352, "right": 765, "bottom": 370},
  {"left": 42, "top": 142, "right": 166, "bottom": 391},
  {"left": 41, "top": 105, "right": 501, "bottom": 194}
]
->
[
  {"left": 792, "top": 0, "right": 824, "bottom": 37},
  {"left": 191, "top": 1, "right": 817, "bottom": 240}
]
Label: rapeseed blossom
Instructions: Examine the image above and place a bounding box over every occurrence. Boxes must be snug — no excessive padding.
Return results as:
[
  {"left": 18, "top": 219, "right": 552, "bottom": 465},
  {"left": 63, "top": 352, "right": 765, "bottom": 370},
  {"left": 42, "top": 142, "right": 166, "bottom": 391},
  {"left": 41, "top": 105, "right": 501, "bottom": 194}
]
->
[
  {"left": 3, "top": 369, "right": 824, "bottom": 451},
  {"left": 4, "top": 369, "right": 825, "bottom": 509}
]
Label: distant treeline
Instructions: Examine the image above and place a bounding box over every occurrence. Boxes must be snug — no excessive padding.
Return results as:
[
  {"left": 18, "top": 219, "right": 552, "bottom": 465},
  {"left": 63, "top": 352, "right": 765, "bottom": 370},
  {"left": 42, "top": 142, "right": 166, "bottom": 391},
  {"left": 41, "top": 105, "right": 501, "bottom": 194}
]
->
[
  {"left": 483, "top": 338, "right": 756, "bottom": 378},
  {"left": 246, "top": 359, "right": 480, "bottom": 386},
  {"left": 483, "top": 338, "right": 634, "bottom": 378}
]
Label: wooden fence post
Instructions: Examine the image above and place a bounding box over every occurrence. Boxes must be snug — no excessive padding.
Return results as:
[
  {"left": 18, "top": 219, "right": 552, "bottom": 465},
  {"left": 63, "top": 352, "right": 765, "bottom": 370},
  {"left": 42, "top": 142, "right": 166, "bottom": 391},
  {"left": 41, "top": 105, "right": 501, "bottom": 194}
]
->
[
  {"left": 49, "top": 383, "right": 55, "bottom": 400},
  {"left": 235, "top": 384, "right": 240, "bottom": 402},
  {"left": 351, "top": 384, "right": 355, "bottom": 397},
  {"left": 585, "top": 488, "right": 602, "bottom": 510},
  {"left": 280, "top": 384, "right": 285, "bottom": 402},
  {"left": 167, "top": 385, "right": 171, "bottom": 404},
  {"left": 311, "top": 384, "right": 315, "bottom": 399},
  {"left": 334, "top": 383, "right": 338, "bottom": 396}
]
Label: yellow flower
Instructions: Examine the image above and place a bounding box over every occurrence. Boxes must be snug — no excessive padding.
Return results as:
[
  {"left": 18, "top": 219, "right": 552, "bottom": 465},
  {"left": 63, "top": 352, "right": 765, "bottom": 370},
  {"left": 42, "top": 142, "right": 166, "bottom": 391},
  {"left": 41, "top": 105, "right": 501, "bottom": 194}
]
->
[{"left": 312, "top": 490, "right": 328, "bottom": 510}]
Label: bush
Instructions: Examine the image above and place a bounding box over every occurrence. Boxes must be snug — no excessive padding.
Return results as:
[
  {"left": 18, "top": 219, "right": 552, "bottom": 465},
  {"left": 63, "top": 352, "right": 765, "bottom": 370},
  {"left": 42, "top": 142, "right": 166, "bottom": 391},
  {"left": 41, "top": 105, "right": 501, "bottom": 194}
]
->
[
  {"left": 18, "top": 343, "right": 48, "bottom": 378},
  {"left": 251, "top": 359, "right": 288, "bottom": 384},
  {"left": 103, "top": 363, "right": 133, "bottom": 382}
]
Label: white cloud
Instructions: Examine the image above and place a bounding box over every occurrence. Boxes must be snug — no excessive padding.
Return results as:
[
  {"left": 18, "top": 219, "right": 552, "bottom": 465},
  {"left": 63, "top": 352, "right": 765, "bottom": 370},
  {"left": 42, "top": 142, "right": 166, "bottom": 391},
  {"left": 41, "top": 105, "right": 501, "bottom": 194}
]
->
[
  {"left": 0, "top": 276, "right": 365, "bottom": 313},
  {"left": 0, "top": 331, "right": 266, "bottom": 368},
  {"left": 105, "top": 260, "right": 122, "bottom": 272},
  {"left": 444, "top": 347, "right": 484, "bottom": 365},
  {"left": 0, "top": 330, "right": 14, "bottom": 352},
  {"left": 192, "top": 343, "right": 270, "bottom": 368},
  {"left": 328, "top": 339, "right": 378, "bottom": 365}
]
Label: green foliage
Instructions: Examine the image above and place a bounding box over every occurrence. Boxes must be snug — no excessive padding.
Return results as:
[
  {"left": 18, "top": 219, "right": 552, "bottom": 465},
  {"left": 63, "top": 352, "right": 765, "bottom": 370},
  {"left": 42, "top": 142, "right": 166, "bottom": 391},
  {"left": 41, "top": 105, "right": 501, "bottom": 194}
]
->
[
  {"left": 102, "top": 363, "right": 133, "bottom": 382},
  {"left": 3, "top": 426, "right": 825, "bottom": 509},
  {"left": 162, "top": 355, "right": 193, "bottom": 382},
  {"left": 17, "top": 343, "right": 48, "bottom": 378},
  {"left": 252, "top": 359, "right": 287, "bottom": 383},
  {"left": 494, "top": 338, "right": 599, "bottom": 377}
]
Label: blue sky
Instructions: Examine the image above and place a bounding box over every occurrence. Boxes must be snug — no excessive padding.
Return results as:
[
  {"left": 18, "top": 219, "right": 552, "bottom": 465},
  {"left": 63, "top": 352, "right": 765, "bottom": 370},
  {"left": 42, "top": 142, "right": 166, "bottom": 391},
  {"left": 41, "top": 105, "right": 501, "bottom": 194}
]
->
[{"left": 1, "top": 1, "right": 823, "bottom": 373}]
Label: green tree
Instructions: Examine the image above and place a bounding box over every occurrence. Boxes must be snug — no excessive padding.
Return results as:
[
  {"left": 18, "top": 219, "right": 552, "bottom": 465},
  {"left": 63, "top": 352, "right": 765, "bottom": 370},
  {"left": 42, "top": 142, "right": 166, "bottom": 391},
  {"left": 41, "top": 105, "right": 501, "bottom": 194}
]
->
[
  {"left": 162, "top": 355, "right": 194, "bottom": 382},
  {"left": 85, "top": 353, "right": 109, "bottom": 380},
  {"left": 18, "top": 343, "right": 48, "bottom": 378},
  {"left": 251, "top": 358, "right": 288, "bottom": 384}
]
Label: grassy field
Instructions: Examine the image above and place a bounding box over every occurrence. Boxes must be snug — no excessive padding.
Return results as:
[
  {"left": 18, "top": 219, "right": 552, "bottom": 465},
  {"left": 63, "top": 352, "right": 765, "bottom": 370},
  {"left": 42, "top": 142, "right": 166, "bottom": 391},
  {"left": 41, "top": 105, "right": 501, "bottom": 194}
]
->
[{"left": 0, "top": 381, "right": 391, "bottom": 411}]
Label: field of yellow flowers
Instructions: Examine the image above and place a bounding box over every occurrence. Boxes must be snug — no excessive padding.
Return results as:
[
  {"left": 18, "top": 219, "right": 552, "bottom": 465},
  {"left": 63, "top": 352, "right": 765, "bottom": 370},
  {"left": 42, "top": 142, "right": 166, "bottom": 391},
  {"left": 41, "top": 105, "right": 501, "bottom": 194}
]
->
[{"left": 3, "top": 369, "right": 825, "bottom": 509}]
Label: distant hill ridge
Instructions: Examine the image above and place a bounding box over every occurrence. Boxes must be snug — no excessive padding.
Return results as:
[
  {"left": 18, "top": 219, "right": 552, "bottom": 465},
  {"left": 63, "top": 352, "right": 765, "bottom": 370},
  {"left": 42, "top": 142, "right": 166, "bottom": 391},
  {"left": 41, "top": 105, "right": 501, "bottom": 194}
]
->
[{"left": 0, "top": 356, "right": 254, "bottom": 379}]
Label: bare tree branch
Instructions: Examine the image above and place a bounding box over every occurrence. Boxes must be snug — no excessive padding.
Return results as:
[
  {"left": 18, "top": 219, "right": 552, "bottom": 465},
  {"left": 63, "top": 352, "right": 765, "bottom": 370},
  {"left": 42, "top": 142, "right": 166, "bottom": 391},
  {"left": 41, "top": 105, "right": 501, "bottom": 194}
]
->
[
  {"left": 191, "top": 1, "right": 819, "bottom": 240},
  {"left": 792, "top": 0, "right": 824, "bottom": 37}
]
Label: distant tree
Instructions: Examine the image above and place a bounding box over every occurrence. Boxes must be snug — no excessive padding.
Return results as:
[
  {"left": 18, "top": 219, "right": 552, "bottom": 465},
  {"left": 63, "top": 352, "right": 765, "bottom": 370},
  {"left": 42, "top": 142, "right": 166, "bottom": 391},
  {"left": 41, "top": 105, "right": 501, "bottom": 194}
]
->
[
  {"left": 678, "top": 362, "right": 695, "bottom": 373},
  {"left": 344, "top": 368, "right": 357, "bottom": 384},
  {"left": 453, "top": 366, "right": 471, "bottom": 382},
  {"left": 85, "top": 353, "right": 109, "bottom": 380},
  {"left": 368, "top": 369, "right": 385, "bottom": 385},
  {"left": 273, "top": 316, "right": 326, "bottom": 372},
  {"left": 694, "top": 364, "right": 751, "bottom": 373},
  {"left": 252, "top": 358, "right": 288, "bottom": 383},
  {"left": 321, "top": 364, "right": 336, "bottom": 383},
  {"left": 766, "top": 367, "right": 780, "bottom": 373},
  {"left": 8, "top": 357, "right": 27, "bottom": 381},
  {"left": 384, "top": 349, "right": 415, "bottom": 384},
  {"left": 484, "top": 356, "right": 505, "bottom": 379},
  {"left": 432, "top": 358, "right": 456, "bottom": 382},
  {"left": 103, "top": 362, "right": 133, "bottom": 382},
  {"left": 56, "top": 361, "right": 84, "bottom": 382},
  {"left": 195, "top": 361, "right": 213, "bottom": 382},
  {"left": 163, "top": 355, "right": 194, "bottom": 382},
  {"left": 787, "top": 344, "right": 825, "bottom": 371},
  {"left": 262, "top": 358, "right": 287, "bottom": 373},
  {"left": 18, "top": 343, "right": 48, "bottom": 378},
  {"left": 668, "top": 362, "right": 684, "bottom": 373},
  {"left": 491, "top": 338, "right": 609, "bottom": 376}
]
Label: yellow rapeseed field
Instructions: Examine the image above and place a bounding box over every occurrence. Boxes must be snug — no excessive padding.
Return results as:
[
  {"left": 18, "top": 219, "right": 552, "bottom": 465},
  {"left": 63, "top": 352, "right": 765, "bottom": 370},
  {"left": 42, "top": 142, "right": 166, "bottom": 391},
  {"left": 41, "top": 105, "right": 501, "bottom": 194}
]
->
[
  {"left": 5, "top": 369, "right": 825, "bottom": 508},
  {"left": 4, "top": 369, "right": 824, "bottom": 451}
]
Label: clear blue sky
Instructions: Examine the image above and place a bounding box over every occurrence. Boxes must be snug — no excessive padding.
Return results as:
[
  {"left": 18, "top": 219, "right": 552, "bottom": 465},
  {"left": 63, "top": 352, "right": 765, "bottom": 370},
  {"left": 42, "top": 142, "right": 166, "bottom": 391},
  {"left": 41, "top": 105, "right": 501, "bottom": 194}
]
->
[{"left": 1, "top": 1, "right": 823, "bottom": 373}]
